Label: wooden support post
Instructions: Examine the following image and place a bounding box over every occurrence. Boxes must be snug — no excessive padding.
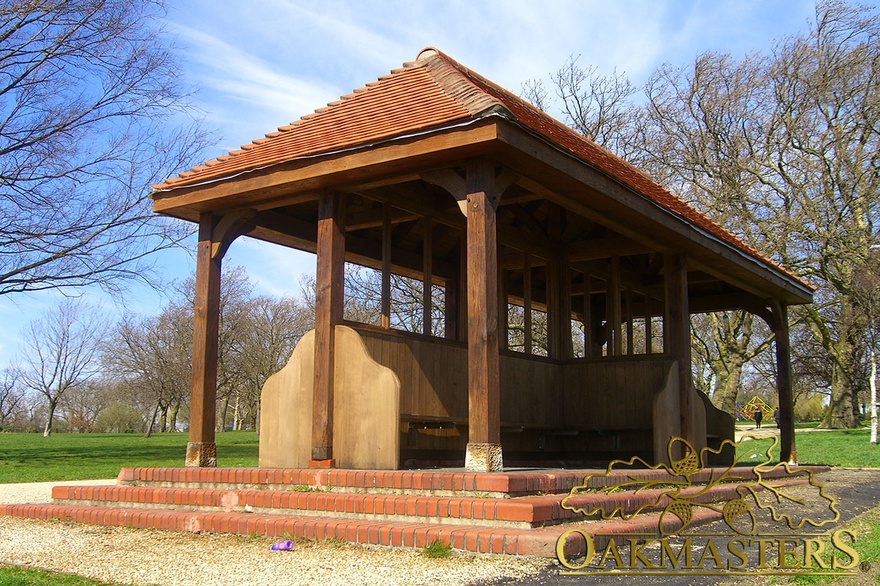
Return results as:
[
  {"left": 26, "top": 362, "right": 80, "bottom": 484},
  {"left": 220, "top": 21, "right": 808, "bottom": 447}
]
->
[
  {"left": 381, "top": 202, "right": 391, "bottom": 329},
  {"left": 583, "top": 271, "right": 592, "bottom": 357},
  {"left": 312, "top": 191, "right": 346, "bottom": 466},
  {"left": 458, "top": 232, "right": 469, "bottom": 340},
  {"left": 499, "top": 264, "right": 508, "bottom": 350},
  {"left": 523, "top": 253, "right": 532, "bottom": 355},
  {"left": 187, "top": 213, "right": 222, "bottom": 467},
  {"left": 444, "top": 276, "right": 458, "bottom": 340},
  {"left": 465, "top": 159, "right": 502, "bottom": 472},
  {"left": 774, "top": 303, "right": 797, "bottom": 464},
  {"left": 610, "top": 255, "right": 622, "bottom": 356},
  {"left": 645, "top": 295, "right": 653, "bottom": 354},
  {"left": 422, "top": 218, "right": 433, "bottom": 336},
  {"left": 626, "top": 287, "right": 634, "bottom": 355},
  {"left": 664, "top": 254, "right": 692, "bottom": 452},
  {"left": 547, "top": 257, "right": 572, "bottom": 360}
]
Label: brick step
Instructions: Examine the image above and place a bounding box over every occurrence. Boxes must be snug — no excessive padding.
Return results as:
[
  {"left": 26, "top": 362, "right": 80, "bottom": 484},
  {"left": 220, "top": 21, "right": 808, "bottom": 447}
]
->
[
  {"left": 51, "top": 479, "right": 758, "bottom": 529},
  {"left": 116, "top": 465, "right": 827, "bottom": 497},
  {"left": 0, "top": 501, "right": 723, "bottom": 558},
  {"left": 116, "top": 467, "right": 592, "bottom": 497}
]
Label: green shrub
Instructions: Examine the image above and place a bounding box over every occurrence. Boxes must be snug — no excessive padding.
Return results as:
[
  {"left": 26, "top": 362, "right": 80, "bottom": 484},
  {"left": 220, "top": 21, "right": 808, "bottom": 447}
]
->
[{"left": 93, "top": 403, "right": 145, "bottom": 434}]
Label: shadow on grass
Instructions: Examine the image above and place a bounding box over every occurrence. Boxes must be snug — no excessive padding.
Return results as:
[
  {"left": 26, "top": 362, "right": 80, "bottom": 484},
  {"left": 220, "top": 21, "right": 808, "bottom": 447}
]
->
[{"left": 0, "top": 431, "right": 259, "bottom": 483}]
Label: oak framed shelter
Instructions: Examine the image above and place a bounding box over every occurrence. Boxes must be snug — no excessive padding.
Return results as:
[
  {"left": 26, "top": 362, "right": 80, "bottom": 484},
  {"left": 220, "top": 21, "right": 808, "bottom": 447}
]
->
[{"left": 151, "top": 48, "right": 813, "bottom": 472}]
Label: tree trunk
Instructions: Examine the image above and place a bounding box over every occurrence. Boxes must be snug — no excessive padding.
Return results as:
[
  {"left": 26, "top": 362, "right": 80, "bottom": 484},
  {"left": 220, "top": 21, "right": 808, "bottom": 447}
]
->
[
  {"left": 144, "top": 402, "right": 160, "bottom": 438},
  {"left": 168, "top": 402, "right": 180, "bottom": 432},
  {"left": 232, "top": 391, "right": 240, "bottom": 431},
  {"left": 43, "top": 398, "right": 58, "bottom": 437},
  {"left": 712, "top": 363, "right": 744, "bottom": 415},
  {"left": 871, "top": 348, "right": 877, "bottom": 444},
  {"left": 218, "top": 395, "right": 229, "bottom": 433},
  {"left": 158, "top": 403, "right": 168, "bottom": 433},
  {"left": 822, "top": 337, "right": 860, "bottom": 428}
]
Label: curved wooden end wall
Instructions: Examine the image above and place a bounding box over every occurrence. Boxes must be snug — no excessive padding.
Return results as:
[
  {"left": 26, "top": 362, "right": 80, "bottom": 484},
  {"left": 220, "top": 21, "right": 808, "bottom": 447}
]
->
[
  {"left": 259, "top": 330, "right": 315, "bottom": 468},
  {"left": 259, "top": 326, "right": 401, "bottom": 470},
  {"left": 332, "top": 326, "right": 401, "bottom": 469},
  {"left": 651, "top": 361, "right": 712, "bottom": 466}
]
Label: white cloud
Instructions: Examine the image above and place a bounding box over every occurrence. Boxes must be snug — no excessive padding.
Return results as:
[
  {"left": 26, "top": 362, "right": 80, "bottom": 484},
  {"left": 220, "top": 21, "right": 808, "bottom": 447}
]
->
[
  {"left": 225, "top": 237, "right": 316, "bottom": 299},
  {"left": 167, "top": 21, "right": 345, "bottom": 151}
]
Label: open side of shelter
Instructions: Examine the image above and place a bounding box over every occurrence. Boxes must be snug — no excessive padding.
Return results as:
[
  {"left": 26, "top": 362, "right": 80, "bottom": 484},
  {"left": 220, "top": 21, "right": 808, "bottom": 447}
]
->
[{"left": 151, "top": 48, "right": 813, "bottom": 473}]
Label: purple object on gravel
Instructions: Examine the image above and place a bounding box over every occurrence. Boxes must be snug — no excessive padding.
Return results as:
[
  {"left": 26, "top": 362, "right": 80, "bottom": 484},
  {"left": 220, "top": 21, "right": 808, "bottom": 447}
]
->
[{"left": 270, "top": 540, "right": 293, "bottom": 551}]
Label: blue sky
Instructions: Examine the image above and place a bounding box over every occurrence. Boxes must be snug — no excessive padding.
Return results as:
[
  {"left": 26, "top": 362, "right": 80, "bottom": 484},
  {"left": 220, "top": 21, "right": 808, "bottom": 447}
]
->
[{"left": 0, "top": 0, "right": 818, "bottom": 364}]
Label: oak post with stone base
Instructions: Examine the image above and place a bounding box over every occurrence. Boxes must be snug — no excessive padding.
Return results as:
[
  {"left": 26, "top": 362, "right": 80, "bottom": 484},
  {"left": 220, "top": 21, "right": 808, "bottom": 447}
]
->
[
  {"left": 187, "top": 213, "right": 221, "bottom": 467},
  {"left": 465, "top": 160, "right": 503, "bottom": 472},
  {"left": 186, "top": 210, "right": 250, "bottom": 467}
]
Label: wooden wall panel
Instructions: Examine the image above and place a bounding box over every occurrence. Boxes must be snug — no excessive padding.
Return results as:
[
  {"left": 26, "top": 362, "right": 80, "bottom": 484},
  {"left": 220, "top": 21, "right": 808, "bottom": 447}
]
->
[
  {"left": 347, "top": 325, "right": 680, "bottom": 463},
  {"left": 333, "top": 326, "right": 400, "bottom": 469},
  {"left": 563, "top": 357, "right": 673, "bottom": 430},
  {"left": 499, "top": 353, "right": 562, "bottom": 425},
  {"left": 357, "top": 327, "right": 469, "bottom": 420}
]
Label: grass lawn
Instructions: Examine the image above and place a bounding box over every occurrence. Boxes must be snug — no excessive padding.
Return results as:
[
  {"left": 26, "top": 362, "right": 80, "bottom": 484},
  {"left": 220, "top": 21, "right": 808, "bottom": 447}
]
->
[
  {"left": 734, "top": 426, "right": 880, "bottom": 468},
  {"left": 0, "top": 431, "right": 259, "bottom": 483},
  {"left": 0, "top": 425, "right": 877, "bottom": 484},
  {"left": 0, "top": 565, "right": 124, "bottom": 586}
]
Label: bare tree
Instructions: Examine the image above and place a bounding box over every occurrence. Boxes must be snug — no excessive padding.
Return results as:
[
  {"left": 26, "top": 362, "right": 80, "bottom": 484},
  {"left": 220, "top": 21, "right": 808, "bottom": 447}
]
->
[
  {"left": 103, "top": 303, "right": 192, "bottom": 436},
  {"left": 0, "top": 367, "right": 23, "bottom": 426},
  {"left": 644, "top": 2, "right": 880, "bottom": 427},
  {"left": 534, "top": 1, "right": 880, "bottom": 428},
  {"left": 0, "top": 0, "right": 212, "bottom": 295},
  {"left": 58, "top": 381, "right": 106, "bottom": 433},
  {"left": 224, "top": 295, "right": 312, "bottom": 430},
  {"left": 20, "top": 299, "right": 106, "bottom": 436}
]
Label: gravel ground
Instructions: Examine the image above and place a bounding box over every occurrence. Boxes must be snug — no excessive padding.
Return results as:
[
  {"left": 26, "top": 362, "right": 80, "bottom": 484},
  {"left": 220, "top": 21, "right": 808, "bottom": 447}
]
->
[
  {"left": 0, "top": 480, "right": 551, "bottom": 586},
  {"left": 4, "top": 469, "right": 880, "bottom": 586}
]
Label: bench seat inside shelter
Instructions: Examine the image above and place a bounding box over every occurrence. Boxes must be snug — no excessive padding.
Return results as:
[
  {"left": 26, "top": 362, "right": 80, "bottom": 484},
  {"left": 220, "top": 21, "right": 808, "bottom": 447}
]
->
[{"left": 259, "top": 324, "right": 732, "bottom": 469}]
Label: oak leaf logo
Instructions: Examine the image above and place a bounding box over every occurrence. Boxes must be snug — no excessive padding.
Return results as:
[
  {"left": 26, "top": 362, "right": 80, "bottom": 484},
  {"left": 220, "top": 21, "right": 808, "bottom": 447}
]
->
[{"left": 560, "top": 435, "right": 839, "bottom": 536}]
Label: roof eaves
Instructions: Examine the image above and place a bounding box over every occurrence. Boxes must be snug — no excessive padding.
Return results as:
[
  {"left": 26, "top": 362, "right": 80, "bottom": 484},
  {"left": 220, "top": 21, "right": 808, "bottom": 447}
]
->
[
  {"left": 500, "top": 115, "right": 815, "bottom": 295},
  {"left": 420, "top": 50, "right": 811, "bottom": 294},
  {"left": 150, "top": 115, "right": 491, "bottom": 196}
]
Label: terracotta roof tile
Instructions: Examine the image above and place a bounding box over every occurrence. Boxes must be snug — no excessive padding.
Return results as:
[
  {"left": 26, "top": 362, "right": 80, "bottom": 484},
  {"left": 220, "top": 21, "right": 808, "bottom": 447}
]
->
[
  {"left": 152, "top": 48, "right": 809, "bottom": 290},
  {"left": 154, "top": 58, "right": 476, "bottom": 189}
]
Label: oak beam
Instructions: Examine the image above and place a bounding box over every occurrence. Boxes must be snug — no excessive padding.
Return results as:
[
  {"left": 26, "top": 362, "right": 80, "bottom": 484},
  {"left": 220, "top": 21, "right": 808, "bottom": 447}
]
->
[
  {"left": 422, "top": 218, "right": 433, "bottom": 336},
  {"left": 610, "top": 255, "right": 622, "bottom": 356},
  {"left": 465, "top": 159, "right": 502, "bottom": 472},
  {"left": 499, "top": 264, "right": 508, "bottom": 350},
  {"left": 524, "top": 253, "right": 533, "bottom": 355},
  {"left": 582, "top": 271, "right": 592, "bottom": 357},
  {"left": 187, "top": 213, "right": 222, "bottom": 467},
  {"left": 664, "top": 254, "right": 692, "bottom": 451},
  {"left": 547, "top": 256, "right": 572, "bottom": 360},
  {"left": 312, "top": 191, "right": 346, "bottom": 465},
  {"left": 773, "top": 303, "right": 797, "bottom": 464},
  {"left": 626, "top": 287, "right": 634, "bottom": 355},
  {"left": 381, "top": 202, "right": 392, "bottom": 329},
  {"left": 346, "top": 206, "right": 419, "bottom": 231}
]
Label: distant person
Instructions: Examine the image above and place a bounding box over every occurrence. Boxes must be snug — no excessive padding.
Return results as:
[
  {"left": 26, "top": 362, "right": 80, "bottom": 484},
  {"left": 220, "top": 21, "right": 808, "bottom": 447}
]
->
[
  {"left": 774, "top": 407, "right": 780, "bottom": 429},
  {"left": 754, "top": 409, "right": 763, "bottom": 429}
]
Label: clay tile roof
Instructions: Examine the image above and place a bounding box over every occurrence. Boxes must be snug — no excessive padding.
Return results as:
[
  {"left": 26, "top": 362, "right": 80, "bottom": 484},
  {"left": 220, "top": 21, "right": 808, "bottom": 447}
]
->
[
  {"left": 153, "top": 52, "right": 489, "bottom": 191},
  {"left": 152, "top": 47, "right": 810, "bottom": 291}
]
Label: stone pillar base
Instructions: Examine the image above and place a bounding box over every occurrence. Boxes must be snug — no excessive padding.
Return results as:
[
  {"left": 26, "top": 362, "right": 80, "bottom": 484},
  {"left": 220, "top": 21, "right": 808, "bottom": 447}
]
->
[
  {"left": 465, "top": 442, "right": 503, "bottom": 472},
  {"left": 185, "top": 442, "right": 217, "bottom": 467}
]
